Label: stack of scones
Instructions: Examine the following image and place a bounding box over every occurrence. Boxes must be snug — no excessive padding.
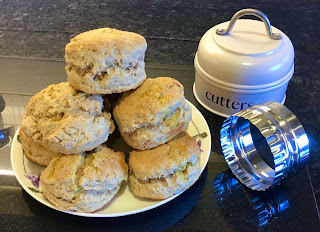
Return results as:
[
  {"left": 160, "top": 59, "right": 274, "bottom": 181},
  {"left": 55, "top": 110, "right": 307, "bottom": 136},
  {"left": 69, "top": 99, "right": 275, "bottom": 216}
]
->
[{"left": 19, "top": 28, "right": 201, "bottom": 213}]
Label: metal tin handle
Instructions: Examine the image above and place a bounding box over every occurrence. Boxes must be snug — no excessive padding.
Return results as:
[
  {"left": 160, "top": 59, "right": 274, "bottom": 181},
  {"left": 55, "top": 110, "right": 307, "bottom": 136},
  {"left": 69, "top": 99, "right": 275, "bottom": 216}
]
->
[{"left": 216, "top": 9, "right": 282, "bottom": 40}]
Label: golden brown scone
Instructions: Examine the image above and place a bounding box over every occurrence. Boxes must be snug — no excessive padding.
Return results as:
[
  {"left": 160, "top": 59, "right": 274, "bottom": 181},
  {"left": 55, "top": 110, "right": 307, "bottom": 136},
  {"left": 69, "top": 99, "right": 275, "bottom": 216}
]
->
[
  {"left": 19, "top": 128, "right": 61, "bottom": 166},
  {"left": 129, "top": 132, "right": 200, "bottom": 200},
  {"left": 21, "top": 82, "right": 115, "bottom": 154},
  {"left": 113, "top": 77, "right": 192, "bottom": 150},
  {"left": 65, "top": 28, "right": 147, "bottom": 94},
  {"left": 40, "top": 147, "right": 128, "bottom": 213}
]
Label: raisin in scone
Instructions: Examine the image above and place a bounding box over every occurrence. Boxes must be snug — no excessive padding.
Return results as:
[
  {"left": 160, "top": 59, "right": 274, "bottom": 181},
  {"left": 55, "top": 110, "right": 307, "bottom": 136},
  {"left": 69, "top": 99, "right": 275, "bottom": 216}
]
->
[
  {"left": 21, "top": 82, "right": 115, "bottom": 154},
  {"left": 65, "top": 28, "right": 147, "bottom": 94},
  {"left": 113, "top": 77, "right": 192, "bottom": 150}
]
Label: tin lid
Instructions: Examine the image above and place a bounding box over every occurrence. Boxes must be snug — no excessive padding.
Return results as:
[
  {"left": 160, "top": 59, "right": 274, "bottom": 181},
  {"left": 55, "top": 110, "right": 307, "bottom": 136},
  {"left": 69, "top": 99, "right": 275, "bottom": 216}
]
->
[{"left": 195, "top": 9, "right": 294, "bottom": 87}]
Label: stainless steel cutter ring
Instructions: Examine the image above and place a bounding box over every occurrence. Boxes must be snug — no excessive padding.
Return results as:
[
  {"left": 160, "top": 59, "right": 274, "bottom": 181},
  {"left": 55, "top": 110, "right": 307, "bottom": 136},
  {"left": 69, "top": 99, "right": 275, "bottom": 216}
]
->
[{"left": 220, "top": 101, "right": 309, "bottom": 191}]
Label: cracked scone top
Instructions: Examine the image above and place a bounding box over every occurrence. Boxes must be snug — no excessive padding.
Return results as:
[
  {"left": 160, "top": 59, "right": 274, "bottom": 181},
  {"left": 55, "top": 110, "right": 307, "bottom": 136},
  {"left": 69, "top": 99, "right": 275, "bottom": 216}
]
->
[
  {"left": 65, "top": 28, "right": 147, "bottom": 94},
  {"left": 40, "top": 147, "right": 128, "bottom": 213},
  {"left": 129, "top": 132, "right": 201, "bottom": 200},
  {"left": 113, "top": 77, "right": 192, "bottom": 150},
  {"left": 21, "top": 82, "right": 115, "bottom": 154}
]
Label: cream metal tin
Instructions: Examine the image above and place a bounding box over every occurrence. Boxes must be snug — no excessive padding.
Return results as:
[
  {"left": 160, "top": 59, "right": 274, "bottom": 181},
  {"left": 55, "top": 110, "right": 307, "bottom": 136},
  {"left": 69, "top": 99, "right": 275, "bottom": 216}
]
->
[{"left": 193, "top": 9, "right": 294, "bottom": 117}]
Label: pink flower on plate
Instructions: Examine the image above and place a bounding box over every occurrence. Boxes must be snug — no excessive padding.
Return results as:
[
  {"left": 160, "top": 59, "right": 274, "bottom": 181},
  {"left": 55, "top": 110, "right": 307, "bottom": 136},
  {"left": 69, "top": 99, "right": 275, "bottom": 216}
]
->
[
  {"left": 25, "top": 173, "right": 40, "bottom": 188},
  {"left": 197, "top": 140, "right": 204, "bottom": 152}
]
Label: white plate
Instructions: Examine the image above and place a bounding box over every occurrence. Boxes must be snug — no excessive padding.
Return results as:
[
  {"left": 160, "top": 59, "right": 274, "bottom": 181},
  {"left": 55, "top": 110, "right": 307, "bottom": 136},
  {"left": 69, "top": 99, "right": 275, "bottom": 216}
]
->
[{"left": 10, "top": 101, "right": 211, "bottom": 217}]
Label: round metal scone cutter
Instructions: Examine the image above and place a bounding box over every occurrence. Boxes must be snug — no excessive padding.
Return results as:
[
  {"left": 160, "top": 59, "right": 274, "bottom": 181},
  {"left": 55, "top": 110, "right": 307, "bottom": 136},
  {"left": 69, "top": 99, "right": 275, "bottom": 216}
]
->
[{"left": 220, "top": 102, "right": 309, "bottom": 191}]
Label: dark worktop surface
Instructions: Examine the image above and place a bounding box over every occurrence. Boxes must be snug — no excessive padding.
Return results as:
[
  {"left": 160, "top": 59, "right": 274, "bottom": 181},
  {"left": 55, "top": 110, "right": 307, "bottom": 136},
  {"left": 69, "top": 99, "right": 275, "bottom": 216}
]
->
[
  {"left": 0, "top": 0, "right": 319, "bottom": 231},
  {"left": 0, "top": 58, "right": 319, "bottom": 232}
]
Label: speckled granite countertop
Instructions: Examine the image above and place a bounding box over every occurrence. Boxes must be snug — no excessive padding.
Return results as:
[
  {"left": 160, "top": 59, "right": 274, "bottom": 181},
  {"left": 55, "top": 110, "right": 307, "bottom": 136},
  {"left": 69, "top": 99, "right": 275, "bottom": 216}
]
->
[{"left": 0, "top": 0, "right": 320, "bottom": 231}]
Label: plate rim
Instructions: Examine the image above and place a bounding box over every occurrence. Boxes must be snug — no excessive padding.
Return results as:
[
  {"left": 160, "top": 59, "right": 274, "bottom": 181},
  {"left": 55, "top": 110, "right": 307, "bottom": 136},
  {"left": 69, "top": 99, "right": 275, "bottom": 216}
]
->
[{"left": 10, "top": 100, "right": 211, "bottom": 217}]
